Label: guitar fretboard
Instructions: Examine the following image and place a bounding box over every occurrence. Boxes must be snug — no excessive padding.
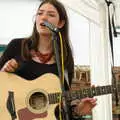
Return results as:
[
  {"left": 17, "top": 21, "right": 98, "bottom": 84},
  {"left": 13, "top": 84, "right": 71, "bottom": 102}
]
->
[{"left": 48, "top": 84, "right": 119, "bottom": 104}]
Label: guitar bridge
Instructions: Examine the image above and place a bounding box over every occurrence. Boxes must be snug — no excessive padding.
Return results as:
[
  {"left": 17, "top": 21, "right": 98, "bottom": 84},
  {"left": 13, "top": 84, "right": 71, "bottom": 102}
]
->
[{"left": 6, "top": 91, "right": 17, "bottom": 120}]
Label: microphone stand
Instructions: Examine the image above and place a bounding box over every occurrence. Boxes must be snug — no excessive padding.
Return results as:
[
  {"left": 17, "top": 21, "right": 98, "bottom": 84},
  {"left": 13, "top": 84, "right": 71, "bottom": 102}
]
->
[
  {"left": 52, "top": 32, "right": 70, "bottom": 120},
  {"left": 105, "top": 0, "right": 119, "bottom": 117}
]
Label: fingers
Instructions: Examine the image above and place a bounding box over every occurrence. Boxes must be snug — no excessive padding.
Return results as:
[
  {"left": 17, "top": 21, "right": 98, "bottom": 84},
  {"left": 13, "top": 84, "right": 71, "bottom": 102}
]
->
[
  {"left": 74, "top": 97, "right": 97, "bottom": 115},
  {"left": 83, "top": 97, "right": 97, "bottom": 107},
  {"left": 90, "top": 98, "right": 97, "bottom": 105},
  {"left": 81, "top": 97, "right": 97, "bottom": 103},
  {"left": 1, "top": 59, "right": 19, "bottom": 72},
  {"left": 74, "top": 101, "right": 91, "bottom": 115}
]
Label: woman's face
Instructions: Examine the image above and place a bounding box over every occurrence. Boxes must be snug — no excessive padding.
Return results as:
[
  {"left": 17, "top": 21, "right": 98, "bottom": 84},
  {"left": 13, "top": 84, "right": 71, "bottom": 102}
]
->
[{"left": 35, "top": 3, "right": 64, "bottom": 35}]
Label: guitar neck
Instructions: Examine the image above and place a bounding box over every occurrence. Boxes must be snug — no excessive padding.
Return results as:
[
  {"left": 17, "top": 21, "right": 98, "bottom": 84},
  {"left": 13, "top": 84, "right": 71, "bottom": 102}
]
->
[
  {"left": 66, "top": 85, "right": 115, "bottom": 101},
  {"left": 48, "top": 84, "right": 119, "bottom": 104}
]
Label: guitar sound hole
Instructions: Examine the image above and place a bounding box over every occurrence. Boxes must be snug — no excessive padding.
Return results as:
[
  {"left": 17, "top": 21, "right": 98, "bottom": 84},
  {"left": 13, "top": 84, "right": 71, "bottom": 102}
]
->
[{"left": 29, "top": 92, "right": 47, "bottom": 111}]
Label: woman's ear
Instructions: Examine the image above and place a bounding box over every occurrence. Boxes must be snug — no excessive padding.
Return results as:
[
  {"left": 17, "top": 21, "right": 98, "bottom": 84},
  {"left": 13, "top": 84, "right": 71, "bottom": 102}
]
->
[{"left": 58, "top": 20, "right": 65, "bottom": 29}]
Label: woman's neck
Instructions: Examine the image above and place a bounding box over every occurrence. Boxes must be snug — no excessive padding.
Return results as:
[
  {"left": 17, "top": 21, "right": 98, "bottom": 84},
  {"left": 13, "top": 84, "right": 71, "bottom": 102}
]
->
[{"left": 38, "top": 35, "right": 53, "bottom": 53}]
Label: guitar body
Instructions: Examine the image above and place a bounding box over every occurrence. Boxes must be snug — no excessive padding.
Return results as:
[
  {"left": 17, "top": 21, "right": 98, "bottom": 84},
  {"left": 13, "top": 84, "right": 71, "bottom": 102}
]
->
[
  {"left": 0, "top": 72, "right": 115, "bottom": 120},
  {"left": 0, "top": 72, "right": 62, "bottom": 120}
]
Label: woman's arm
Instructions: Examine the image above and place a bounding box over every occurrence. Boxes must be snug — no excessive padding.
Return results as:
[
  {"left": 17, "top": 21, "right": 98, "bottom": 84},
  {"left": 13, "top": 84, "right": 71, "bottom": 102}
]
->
[{"left": 0, "top": 38, "right": 22, "bottom": 70}]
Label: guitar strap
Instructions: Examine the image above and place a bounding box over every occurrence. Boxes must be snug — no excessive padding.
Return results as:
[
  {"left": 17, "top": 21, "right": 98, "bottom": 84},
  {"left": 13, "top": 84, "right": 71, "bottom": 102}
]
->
[
  {"left": 64, "top": 69, "right": 70, "bottom": 88},
  {"left": 64, "top": 70, "right": 84, "bottom": 120}
]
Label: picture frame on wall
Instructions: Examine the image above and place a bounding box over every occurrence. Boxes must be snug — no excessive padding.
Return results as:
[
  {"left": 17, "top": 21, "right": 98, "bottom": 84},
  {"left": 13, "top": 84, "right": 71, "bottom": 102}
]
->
[{"left": 0, "top": 44, "right": 6, "bottom": 56}]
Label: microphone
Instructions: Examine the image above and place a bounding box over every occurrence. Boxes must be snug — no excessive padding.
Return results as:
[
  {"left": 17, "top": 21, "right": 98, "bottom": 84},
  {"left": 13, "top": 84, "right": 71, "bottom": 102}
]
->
[{"left": 43, "top": 21, "right": 59, "bottom": 33}]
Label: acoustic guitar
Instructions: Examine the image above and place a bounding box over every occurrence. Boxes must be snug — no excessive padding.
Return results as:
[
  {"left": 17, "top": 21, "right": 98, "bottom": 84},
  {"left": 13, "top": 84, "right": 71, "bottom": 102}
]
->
[{"left": 0, "top": 72, "right": 119, "bottom": 120}]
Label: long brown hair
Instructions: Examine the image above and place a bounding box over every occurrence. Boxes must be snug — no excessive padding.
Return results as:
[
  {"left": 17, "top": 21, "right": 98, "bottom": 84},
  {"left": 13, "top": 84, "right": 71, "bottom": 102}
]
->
[{"left": 22, "top": 0, "right": 74, "bottom": 81}]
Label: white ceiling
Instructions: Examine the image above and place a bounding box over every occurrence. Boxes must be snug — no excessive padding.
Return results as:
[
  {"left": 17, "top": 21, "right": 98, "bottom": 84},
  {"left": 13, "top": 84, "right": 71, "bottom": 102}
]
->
[
  {"left": 0, "top": 0, "right": 119, "bottom": 26},
  {"left": 91, "top": 0, "right": 120, "bottom": 4},
  {"left": 59, "top": 0, "right": 120, "bottom": 27}
]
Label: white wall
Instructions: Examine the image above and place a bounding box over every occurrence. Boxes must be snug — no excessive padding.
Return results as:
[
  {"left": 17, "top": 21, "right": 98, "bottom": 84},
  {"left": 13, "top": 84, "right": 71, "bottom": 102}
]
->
[
  {"left": 0, "top": 1, "right": 39, "bottom": 44},
  {"left": 68, "top": 9, "right": 90, "bottom": 65}
]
